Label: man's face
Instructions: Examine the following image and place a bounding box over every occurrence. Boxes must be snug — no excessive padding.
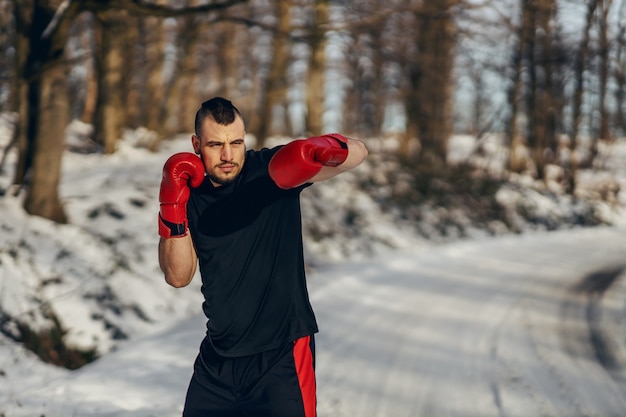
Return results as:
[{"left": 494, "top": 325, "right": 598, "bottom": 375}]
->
[{"left": 192, "top": 115, "right": 246, "bottom": 187}]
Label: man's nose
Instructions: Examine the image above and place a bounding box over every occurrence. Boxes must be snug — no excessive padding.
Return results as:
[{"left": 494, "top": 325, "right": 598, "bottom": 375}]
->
[{"left": 221, "top": 144, "right": 232, "bottom": 161}]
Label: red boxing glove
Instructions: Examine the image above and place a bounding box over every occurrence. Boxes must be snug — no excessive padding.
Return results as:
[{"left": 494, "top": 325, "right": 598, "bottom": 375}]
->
[
  {"left": 269, "top": 133, "right": 348, "bottom": 189},
  {"left": 158, "top": 152, "right": 205, "bottom": 238}
]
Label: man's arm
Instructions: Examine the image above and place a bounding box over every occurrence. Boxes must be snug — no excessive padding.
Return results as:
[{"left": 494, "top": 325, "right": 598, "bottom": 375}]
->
[
  {"left": 157, "top": 152, "right": 205, "bottom": 287},
  {"left": 159, "top": 235, "right": 197, "bottom": 288},
  {"left": 268, "top": 134, "right": 368, "bottom": 189},
  {"left": 308, "top": 137, "right": 368, "bottom": 183}
]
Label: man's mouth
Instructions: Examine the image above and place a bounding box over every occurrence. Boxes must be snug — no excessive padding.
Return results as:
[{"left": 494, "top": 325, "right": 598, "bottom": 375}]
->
[{"left": 218, "top": 163, "right": 237, "bottom": 173}]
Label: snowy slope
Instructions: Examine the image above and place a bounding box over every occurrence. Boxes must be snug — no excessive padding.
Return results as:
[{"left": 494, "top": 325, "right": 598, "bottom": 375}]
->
[{"left": 1, "top": 227, "right": 626, "bottom": 417}]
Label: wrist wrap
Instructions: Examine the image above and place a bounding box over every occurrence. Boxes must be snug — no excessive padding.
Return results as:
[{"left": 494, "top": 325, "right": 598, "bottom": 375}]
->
[{"left": 158, "top": 213, "right": 187, "bottom": 238}]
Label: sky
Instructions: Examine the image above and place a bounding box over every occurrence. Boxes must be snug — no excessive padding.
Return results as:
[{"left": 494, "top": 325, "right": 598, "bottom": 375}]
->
[{"left": 1, "top": 119, "right": 626, "bottom": 416}]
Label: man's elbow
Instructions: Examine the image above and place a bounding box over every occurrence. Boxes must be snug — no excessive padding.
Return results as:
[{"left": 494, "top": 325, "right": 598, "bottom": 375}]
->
[
  {"left": 345, "top": 139, "right": 368, "bottom": 168},
  {"left": 355, "top": 140, "right": 368, "bottom": 163},
  {"left": 164, "top": 272, "right": 193, "bottom": 288}
]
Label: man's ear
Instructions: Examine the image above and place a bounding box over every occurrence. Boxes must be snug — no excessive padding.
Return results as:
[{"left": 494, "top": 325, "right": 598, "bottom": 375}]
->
[{"left": 191, "top": 135, "right": 201, "bottom": 154}]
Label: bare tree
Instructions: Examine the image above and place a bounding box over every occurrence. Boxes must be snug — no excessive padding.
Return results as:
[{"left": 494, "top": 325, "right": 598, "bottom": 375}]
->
[
  {"left": 8, "top": 0, "right": 247, "bottom": 222},
  {"left": 68, "top": 12, "right": 98, "bottom": 125},
  {"left": 93, "top": 9, "right": 131, "bottom": 153},
  {"left": 0, "top": 0, "right": 14, "bottom": 113},
  {"left": 504, "top": 1, "right": 527, "bottom": 173},
  {"left": 251, "top": 0, "right": 293, "bottom": 145},
  {"left": 12, "top": 0, "right": 79, "bottom": 222},
  {"left": 160, "top": 0, "right": 204, "bottom": 138},
  {"left": 304, "top": 0, "right": 329, "bottom": 136},
  {"left": 143, "top": 14, "right": 169, "bottom": 135},
  {"left": 341, "top": 0, "right": 389, "bottom": 136},
  {"left": 597, "top": 0, "right": 613, "bottom": 143},
  {"left": 0, "top": 0, "right": 18, "bottom": 175},
  {"left": 616, "top": 1, "right": 626, "bottom": 135},
  {"left": 403, "top": 0, "right": 457, "bottom": 167},
  {"left": 567, "top": 0, "right": 598, "bottom": 192},
  {"left": 526, "top": 0, "right": 559, "bottom": 179},
  {"left": 505, "top": 0, "right": 560, "bottom": 180}
]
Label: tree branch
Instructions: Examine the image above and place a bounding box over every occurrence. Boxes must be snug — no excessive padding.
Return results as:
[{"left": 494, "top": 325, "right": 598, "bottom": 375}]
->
[
  {"left": 41, "top": 0, "right": 73, "bottom": 39},
  {"left": 82, "top": 0, "right": 249, "bottom": 17},
  {"left": 40, "top": 0, "right": 250, "bottom": 42}
]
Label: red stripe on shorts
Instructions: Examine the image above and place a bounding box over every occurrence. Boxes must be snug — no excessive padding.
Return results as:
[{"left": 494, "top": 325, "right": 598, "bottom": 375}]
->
[{"left": 293, "top": 336, "right": 316, "bottom": 417}]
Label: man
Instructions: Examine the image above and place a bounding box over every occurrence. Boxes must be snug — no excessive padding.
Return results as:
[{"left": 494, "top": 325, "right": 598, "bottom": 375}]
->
[{"left": 158, "top": 97, "right": 368, "bottom": 417}]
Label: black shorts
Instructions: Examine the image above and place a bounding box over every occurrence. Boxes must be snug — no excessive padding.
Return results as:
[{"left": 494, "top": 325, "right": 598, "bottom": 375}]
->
[{"left": 182, "top": 335, "right": 316, "bottom": 417}]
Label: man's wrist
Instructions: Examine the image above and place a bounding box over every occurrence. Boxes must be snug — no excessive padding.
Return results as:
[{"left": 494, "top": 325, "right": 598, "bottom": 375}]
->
[{"left": 158, "top": 213, "right": 187, "bottom": 238}]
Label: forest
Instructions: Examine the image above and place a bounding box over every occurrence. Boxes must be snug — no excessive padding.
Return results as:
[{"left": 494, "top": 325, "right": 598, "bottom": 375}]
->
[{"left": 0, "top": 0, "right": 625, "bottom": 224}]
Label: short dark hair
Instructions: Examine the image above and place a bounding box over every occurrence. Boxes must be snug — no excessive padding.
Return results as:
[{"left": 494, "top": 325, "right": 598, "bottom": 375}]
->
[{"left": 194, "top": 97, "right": 243, "bottom": 136}]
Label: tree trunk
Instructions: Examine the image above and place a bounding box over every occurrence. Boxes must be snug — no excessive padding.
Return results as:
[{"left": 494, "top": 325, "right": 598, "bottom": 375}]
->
[
  {"left": 93, "top": 10, "right": 128, "bottom": 154},
  {"left": 161, "top": 8, "right": 201, "bottom": 138},
  {"left": 346, "top": 29, "right": 386, "bottom": 136},
  {"left": 597, "top": 0, "right": 612, "bottom": 143},
  {"left": 505, "top": 2, "right": 527, "bottom": 173},
  {"left": 404, "top": 1, "right": 455, "bottom": 166},
  {"left": 616, "top": 17, "right": 626, "bottom": 135},
  {"left": 530, "top": 0, "right": 558, "bottom": 180},
  {"left": 81, "top": 44, "right": 98, "bottom": 125},
  {"left": 11, "top": 2, "right": 31, "bottom": 188},
  {"left": 522, "top": 1, "right": 539, "bottom": 175},
  {"left": 0, "top": 0, "right": 14, "bottom": 113},
  {"left": 507, "top": 0, "right": 559, "bottom": 181},
  {"left": 305, "top": 0, "right": 329, "bottom": 136},
  {"left": 18, "top": 0, "right": 78, "bottom": 222},
  {"left": 253, "top": 0, "right": 291, "bottom": 145},
  {"left": 24, "top": 60, "right": 69, "bottom": 223},
  {"left": 569, "top": 0, "right": 596, "bottom": 190},
  {"left": 66, "top": 12, "right": 97, "bottom": 124},
  {"left": 143, "top": 15, "right": 167, "bottom": 133}
]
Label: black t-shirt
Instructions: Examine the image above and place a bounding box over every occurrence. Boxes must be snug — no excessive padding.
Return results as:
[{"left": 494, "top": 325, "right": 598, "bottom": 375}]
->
[{"left": 187, "top": 147, "right": 319, "bottom": 357}]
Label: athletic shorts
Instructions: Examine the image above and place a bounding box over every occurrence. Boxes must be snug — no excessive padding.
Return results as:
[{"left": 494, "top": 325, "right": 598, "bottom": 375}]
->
[{"left": 182, "top": 335, "right": 316, "bottom": 417}]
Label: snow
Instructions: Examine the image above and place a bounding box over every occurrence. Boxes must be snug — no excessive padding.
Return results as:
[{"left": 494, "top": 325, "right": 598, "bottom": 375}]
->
[{"left": 2, "top": 119, "right": 626, "bottom": 416}]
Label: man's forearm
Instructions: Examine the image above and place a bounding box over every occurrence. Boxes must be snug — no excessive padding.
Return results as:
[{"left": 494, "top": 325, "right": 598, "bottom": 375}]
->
[
  {"left": 309, "top": 138, "right": 368, "bottom": 183},
  {"left": 158, "top": 235, "right": 197, "bottom": 288}
]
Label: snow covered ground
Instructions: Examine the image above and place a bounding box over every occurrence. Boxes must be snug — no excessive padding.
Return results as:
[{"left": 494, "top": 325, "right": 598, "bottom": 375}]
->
[
  {"left": 3, "top": 227, "right": 626, "bottom": 417},
  {"left": 1, "top": 119, "right": 626, "bottom": 416},
  {"left": 313, "top": 227, "right": 626, "bottom": 417}
]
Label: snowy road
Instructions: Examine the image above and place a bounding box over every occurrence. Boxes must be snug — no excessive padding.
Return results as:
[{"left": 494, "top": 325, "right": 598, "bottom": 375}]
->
[
  {"left": 313, "top": 226, "right": 626, "bottom": 417},
  {"left": 3, "top": 227, "right": 626, "bottom": 417}
]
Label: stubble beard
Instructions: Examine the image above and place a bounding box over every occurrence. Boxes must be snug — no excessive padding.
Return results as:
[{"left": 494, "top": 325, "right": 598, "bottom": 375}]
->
[
  {"left": 208, "top": 163, "right": 239, "bottom": 187},
  {"left": 208, "top": 173, "right": 236, "bottom": 186}
]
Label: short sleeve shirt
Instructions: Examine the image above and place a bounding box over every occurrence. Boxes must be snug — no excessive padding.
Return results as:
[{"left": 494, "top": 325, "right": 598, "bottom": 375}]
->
[{"left": 187, "top": 147, "right": 319, "bottom": 357}]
